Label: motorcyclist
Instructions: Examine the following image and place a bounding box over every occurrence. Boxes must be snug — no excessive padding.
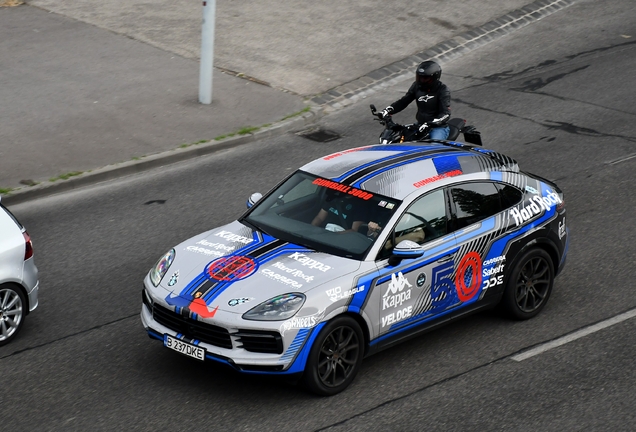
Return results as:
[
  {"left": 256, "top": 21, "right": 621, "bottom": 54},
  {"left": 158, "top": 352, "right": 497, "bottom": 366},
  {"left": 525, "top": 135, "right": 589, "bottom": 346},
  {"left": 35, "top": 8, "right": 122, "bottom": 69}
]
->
[{"left": 381, "top": 60, "right": 451, "bottom": 140}]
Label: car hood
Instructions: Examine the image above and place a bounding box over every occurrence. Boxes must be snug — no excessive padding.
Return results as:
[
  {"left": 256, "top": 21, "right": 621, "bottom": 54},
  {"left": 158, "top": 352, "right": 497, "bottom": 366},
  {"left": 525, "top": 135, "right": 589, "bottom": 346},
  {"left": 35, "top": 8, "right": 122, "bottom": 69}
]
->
[{"left": 158, "top": 220, "right": 361, "bottom": 315}]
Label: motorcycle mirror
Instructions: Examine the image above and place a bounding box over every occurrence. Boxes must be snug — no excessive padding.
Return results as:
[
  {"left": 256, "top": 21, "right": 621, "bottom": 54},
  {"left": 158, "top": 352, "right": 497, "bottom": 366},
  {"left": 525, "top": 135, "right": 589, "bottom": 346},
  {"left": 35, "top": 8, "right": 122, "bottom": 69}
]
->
[{"left": 370, "top": 104, "right": 377, "bottom": 112}]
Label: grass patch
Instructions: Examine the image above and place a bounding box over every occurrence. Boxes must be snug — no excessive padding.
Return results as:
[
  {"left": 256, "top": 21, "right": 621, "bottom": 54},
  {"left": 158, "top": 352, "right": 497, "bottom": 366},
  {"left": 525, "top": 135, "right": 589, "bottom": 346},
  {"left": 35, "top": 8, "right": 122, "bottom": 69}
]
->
[
  {"left": 281, "top": 106, "right": 311, "bottom": 121},
  {"left": 179, "top": 139, "right": 209, "bottom": 148},
  {"left": 49, "top": 171, "right": 83, "bottom": 182},
  {"left": 237, "top": 126, "right": 260, "bottom": 135},
  {"left": 0, "top": 187, "right": 14, "bottom": 195}
]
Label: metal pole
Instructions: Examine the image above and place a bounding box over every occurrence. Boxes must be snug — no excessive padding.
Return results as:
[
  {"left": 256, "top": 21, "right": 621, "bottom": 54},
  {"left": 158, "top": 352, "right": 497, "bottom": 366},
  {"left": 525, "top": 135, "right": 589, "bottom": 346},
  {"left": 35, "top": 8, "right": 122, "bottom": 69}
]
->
[{"left": 199, "top": 0, "right": 216, "bottom": 104}]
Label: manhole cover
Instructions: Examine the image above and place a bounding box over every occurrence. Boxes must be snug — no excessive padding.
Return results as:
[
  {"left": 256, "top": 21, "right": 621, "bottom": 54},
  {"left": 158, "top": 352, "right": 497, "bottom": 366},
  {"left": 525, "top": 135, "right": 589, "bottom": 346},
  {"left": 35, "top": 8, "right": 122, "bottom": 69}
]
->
[{"left": 297, "top": 128, "right": 341, "bottom": 142}]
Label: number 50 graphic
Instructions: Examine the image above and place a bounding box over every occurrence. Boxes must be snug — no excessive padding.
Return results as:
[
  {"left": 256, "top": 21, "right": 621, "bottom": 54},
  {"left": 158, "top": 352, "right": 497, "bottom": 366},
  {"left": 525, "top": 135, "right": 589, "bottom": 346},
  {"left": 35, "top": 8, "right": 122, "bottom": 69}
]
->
[{"left": 431, "top": 252, "right": 483, "bottom": 310}]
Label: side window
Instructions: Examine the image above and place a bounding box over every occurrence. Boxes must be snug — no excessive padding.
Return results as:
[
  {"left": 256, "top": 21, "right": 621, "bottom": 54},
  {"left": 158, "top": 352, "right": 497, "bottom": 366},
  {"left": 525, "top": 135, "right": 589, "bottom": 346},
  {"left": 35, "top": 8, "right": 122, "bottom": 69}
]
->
[
  {"left": 497, "top": 183, "right": 523, "bottom": 209},
  {"left": 449, "top": 182, "right": 501, "bottom": 230},
  {"left": 381, "top": 189, "right": 449, "bottom": 256}
]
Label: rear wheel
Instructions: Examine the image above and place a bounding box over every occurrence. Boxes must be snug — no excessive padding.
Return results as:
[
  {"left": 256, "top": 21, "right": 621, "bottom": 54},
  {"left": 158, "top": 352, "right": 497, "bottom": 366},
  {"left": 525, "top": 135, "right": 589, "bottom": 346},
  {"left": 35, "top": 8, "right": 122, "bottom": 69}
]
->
[
  {"left": 302, "top": 316, "right": 364, "bottom": 396},
  {"left": 501, "top": 248, "right": 554, "bottom": 320},
  {"left": 0, "top": 284, "right": 26, "bottom": 346}
]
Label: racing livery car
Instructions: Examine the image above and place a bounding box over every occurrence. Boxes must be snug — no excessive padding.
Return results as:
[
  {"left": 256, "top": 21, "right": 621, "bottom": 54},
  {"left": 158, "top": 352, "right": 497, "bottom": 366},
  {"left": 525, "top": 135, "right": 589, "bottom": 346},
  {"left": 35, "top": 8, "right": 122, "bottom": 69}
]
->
[{"left": 141, "top": 141, "right": 568, "bottom": 395}]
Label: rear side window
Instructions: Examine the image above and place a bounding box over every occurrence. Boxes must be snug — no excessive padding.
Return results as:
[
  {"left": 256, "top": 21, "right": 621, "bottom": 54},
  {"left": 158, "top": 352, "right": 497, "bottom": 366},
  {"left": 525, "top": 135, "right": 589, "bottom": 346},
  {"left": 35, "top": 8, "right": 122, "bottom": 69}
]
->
[
  {"left": 448, "top": 182, "right": 501, "bottom": 230},
  {"left": 497, "top": 184, "right": 524, "bottom": 209}
]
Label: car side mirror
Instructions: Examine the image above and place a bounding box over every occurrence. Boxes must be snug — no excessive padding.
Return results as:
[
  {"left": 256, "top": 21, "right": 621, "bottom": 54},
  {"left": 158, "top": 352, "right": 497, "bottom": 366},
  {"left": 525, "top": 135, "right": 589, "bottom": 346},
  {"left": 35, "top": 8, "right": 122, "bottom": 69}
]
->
[
  {"left": 388, "top": 240, "right": 424, "bottom": 266},
  {"left": 246, "top": 192, "right": 262, "bottom": 209}
]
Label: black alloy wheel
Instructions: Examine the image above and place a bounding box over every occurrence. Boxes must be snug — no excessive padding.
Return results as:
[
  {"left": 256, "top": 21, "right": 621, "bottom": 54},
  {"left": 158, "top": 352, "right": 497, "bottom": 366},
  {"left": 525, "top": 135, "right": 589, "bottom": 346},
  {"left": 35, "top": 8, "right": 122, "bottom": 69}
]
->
[
  {"left": 501, "top": 248, "right": 554, "bottom": 320},
  {"left": 302, "top": 316, "right": 364, "bottom": 396}
]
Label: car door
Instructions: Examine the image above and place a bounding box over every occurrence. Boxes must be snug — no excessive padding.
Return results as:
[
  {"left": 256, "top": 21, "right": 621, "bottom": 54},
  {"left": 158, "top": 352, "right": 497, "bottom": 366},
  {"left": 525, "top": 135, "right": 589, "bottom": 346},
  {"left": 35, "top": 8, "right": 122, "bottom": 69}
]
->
[
  {"left": 447, "top": 181, "right": 512, "bottom": 303},
  {"left": 371, "top": 188, "right": 462, "bottom": 338}
]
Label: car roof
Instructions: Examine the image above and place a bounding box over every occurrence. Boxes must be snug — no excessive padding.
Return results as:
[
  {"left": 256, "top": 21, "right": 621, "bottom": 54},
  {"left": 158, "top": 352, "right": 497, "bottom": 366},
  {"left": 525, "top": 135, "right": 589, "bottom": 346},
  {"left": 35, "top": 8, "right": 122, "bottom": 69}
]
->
[{"left": 300, "top": 141, "right": 519, "bottom": 200}]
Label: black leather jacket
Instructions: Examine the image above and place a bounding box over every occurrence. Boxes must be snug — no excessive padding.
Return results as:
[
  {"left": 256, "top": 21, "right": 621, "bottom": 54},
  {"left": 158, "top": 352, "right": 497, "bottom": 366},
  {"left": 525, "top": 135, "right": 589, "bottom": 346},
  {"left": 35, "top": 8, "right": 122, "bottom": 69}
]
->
[{"left": 389, "top": 81, "right": 451, "bottom": 126}]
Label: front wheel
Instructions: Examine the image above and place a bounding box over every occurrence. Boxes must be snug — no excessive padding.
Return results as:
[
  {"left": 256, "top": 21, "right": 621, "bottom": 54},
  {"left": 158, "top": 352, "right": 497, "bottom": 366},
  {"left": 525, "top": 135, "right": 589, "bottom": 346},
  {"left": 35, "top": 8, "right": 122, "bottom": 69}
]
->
[
  {"left": 0, "top": 284, "right": 27, "bottom": 346},
  {"left": 302, "top": 316, "right": 364, "bottom": 396},
  {"left": 500, "top": 248, "right": 554, "bottom": 320}
]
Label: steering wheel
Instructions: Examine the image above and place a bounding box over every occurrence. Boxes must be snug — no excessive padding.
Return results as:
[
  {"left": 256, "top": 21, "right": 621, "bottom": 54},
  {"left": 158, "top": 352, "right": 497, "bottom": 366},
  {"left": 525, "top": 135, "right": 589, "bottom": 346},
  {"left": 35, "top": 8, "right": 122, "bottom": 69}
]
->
[{"left": 357, "top": 223, "right": 379, "bottom": 240}]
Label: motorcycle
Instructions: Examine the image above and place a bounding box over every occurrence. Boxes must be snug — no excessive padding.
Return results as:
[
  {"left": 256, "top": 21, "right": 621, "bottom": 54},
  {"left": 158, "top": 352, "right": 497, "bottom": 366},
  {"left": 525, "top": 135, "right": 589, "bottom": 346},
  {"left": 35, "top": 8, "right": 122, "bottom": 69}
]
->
[{"left": 369, "top": 104, "right": 482, "bottom": 146}]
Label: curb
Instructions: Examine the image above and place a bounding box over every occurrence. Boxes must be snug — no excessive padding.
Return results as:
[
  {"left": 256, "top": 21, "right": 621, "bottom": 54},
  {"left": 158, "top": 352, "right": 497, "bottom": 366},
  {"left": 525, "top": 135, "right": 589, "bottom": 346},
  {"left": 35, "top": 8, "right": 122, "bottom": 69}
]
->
[{"left": 1, "top": 0, "right": 578, "bottom": 206}]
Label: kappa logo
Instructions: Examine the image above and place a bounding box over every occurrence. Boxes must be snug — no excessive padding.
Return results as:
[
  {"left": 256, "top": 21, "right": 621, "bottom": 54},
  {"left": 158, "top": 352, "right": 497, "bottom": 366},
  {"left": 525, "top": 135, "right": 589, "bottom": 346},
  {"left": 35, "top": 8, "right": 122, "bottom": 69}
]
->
[
  {"left": 288, "top": 252, "right": 331, "bottom": 272},
  {"left": 383, "top": 272, "right": 413, "bottom": 297},
  {"left": 214, "top": 230, "right": 253, "bottom": 245},
  {"left": 418, "top": 95, "right": 435, "bottom": 102}
]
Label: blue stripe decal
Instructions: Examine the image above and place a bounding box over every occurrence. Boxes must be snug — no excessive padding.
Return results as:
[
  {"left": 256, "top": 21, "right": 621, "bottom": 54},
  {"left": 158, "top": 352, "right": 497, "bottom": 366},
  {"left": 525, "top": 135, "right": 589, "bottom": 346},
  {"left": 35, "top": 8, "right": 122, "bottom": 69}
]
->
[
  {"left": 348, "top": 272, "right": 379, "bottom": 313},
  {"left": 280, "top": 329, "right": 310, "bottom": 362},
  {"left": 454, "top": 217, "right": 496, "bottom": 244},
  {"left": 239, "top": 324, "right": 325, "bottom": 375},
  {"left": 202, "top": 245, "right": 313, "bottom": 304},
  {"left": 350, "top": 151, "right": 474, "bottom": 189},
  {"left": 148, "top": 329, "right": 163, "bottom": 340},
  {"left": 371, "top": 304, "right": 462, "bottom": 345},
  {"left": 433, "top": 155, "right": 461, "bottom": 174},
  {"left": 332, "top": 146, "right": 440, "bottom": 183}
]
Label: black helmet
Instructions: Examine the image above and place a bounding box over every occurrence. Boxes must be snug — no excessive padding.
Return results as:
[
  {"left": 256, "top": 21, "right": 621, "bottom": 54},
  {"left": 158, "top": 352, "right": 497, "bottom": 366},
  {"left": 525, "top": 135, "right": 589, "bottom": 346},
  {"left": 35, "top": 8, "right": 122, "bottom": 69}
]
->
[{"left": 416, "top": 61, "right": 442, "bottom": 89}]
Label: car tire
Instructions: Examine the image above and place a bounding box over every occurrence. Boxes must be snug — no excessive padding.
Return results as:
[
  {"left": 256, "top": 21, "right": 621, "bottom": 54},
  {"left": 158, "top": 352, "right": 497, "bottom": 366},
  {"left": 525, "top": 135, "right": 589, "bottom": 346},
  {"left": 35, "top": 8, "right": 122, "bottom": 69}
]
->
[
  {"left": 302, "top": 315, "right": 364, "bottom": 396},
  {"left": 0, "top": 284, "right": 27, "bottom": 346},
  {"left": 500, "top": 248, "right": 554, "bottom": 320}
]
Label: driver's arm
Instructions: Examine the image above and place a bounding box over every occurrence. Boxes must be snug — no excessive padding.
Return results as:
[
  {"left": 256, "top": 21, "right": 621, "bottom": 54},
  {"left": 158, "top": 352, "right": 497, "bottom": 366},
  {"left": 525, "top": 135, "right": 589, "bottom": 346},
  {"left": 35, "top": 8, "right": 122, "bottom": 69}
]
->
[{"left": 311, "top": 208, "right": 328, "bottom": 227}]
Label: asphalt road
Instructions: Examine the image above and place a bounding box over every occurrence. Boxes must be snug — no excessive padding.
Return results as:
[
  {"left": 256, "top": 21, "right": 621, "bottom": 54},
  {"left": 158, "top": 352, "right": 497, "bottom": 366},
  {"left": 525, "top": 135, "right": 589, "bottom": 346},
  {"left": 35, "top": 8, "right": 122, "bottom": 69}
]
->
[{"left": 2, "top": 0, "right": 636, "bottom": 430}]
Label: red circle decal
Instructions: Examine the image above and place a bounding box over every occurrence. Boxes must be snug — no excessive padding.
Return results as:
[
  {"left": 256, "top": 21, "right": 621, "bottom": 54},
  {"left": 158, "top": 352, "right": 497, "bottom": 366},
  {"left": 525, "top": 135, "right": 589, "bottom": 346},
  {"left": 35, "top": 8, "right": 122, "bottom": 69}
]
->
[
  {"left": 207, "top": 256, "right": 257, "bottom": 281},
  {"left": 455, "top": 252, "right": 482, "bottom": 302}
]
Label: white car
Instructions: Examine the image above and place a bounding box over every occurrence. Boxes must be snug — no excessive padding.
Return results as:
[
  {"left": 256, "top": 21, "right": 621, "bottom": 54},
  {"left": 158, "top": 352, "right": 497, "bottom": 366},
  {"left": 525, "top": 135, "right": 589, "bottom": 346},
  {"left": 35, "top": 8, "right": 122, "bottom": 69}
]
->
[{"left": 0, "top": 197, "right": 39, "bottom": 346}]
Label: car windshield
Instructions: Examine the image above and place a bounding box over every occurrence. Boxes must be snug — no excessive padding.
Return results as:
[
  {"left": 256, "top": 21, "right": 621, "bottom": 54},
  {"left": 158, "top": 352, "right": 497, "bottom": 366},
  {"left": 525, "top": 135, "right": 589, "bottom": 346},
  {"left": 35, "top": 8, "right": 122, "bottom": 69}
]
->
[{"left": 241, "top": 171, "right": 401, "bottom": 260}]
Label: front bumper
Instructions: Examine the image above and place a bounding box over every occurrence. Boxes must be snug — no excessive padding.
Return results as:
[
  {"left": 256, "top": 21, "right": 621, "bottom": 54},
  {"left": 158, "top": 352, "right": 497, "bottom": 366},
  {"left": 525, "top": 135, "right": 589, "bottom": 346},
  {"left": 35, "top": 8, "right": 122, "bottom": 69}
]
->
[{"left": 140, "top": 289, "right": 319, "bottom": 375}]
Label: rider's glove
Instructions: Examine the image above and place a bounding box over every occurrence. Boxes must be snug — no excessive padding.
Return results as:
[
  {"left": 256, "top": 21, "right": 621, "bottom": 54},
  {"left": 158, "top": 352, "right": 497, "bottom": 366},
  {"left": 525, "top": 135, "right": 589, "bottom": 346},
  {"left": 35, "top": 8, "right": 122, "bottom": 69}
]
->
[
  {"left": 381, "top": 106, "right": 394, "bottom": 119},
  {"left": 418, "top": 123, "right": 430, "bottom": 133}
]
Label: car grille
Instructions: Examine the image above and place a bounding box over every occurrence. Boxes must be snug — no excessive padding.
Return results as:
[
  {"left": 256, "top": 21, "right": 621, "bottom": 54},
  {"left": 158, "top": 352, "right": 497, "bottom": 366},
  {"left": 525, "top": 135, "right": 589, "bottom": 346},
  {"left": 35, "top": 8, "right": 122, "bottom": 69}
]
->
[
  {"left": 234, "top": 329, "right": 284, "bottom": 354},
  {"left": 152, "top": 303, "right": 233, "bottom": 349}
]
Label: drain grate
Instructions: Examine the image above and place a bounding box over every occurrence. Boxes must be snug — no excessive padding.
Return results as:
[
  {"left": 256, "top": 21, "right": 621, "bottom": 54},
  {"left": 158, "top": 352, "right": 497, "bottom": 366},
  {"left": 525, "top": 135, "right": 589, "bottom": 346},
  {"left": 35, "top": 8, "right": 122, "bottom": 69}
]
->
[{"left": 297, "top": 128, "right": 341, "bottom": 142}]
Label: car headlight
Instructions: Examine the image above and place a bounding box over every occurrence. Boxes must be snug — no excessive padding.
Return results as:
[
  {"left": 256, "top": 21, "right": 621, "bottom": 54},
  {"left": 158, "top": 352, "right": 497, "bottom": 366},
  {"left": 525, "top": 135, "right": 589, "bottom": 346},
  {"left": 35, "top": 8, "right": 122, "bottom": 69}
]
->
[
  {"left": 149, "top": 249, "right": 175, "bottom": 287},
  {"left": 242, "top": 293, "right": 306, "bottom": 321}
]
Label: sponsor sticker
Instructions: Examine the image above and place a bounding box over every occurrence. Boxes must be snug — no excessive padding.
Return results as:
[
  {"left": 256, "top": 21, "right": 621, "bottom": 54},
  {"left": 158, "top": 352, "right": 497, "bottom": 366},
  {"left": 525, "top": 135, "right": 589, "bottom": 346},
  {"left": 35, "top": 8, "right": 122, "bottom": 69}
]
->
[
  {"left": 288, "top": 252, "right": 331, "bottom": 272},
  {"left": 413, "top": 169, "right": 462, "bottom": 188},
  {"left": 325, "top": 286, "right": 365, "bottom": 302},
  {"left": 558, "top": 217, "right": 566, "bottom": 239},
  {"left": 280, "top": 310, "right": 325, "bottom": 335},
  {"left": 381, "top": 272, "right": 414, "bottom": 327},
  {"left": 214, "top": 230, "right": 254, "bottom": 244},
  {"left": 185, "top": 245, "right": 224, "bottom": 258},
  {"left": 228, "top": 297, "right": 253, "bottom": 307},
  {"left": 207, "top": 256, "right": 257, "bottom": 281},
  {"left": 168, "top": 270, "right": 179, "bottom": 287},
  {"left": 510, "top": 191, "right": 562, "bottom": 226},
  {"left": 261, "top": 269, "right": 303, "bottom": 288}
]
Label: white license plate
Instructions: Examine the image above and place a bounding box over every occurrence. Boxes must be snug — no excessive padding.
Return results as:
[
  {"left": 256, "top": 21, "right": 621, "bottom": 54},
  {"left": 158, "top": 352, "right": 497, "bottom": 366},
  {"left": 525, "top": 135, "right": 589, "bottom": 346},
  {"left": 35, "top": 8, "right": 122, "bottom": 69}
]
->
[{"left": 164, "top": 334, "right": 206, "bottom": 361}]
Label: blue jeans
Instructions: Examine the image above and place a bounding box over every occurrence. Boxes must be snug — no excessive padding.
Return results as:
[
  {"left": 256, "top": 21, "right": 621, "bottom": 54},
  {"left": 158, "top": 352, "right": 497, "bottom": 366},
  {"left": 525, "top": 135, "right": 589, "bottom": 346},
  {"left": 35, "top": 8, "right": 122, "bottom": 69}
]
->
[{"left": 429, "top": 125, "right": 450, "bottom": 140}]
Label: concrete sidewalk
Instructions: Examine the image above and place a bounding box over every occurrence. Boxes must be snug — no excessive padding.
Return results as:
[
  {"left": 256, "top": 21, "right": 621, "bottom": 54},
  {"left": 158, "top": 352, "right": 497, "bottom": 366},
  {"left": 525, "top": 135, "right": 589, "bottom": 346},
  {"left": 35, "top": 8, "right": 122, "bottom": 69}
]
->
[{"left": 0, "top": 0, "right": 576, "bottom": 204}]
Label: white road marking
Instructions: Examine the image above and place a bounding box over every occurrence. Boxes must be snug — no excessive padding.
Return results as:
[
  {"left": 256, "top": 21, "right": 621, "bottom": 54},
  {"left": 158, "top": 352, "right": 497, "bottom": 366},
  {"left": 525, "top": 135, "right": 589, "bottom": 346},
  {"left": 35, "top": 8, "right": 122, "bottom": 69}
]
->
[{"left": 511, "top": 308, "right": 636, "bottom": 362}]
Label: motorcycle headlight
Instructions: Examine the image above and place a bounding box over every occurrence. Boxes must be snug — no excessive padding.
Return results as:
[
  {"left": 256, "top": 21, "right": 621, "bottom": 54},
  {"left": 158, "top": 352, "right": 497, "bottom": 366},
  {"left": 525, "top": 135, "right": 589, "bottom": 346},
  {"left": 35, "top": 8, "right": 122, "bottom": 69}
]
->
[
  {"left": 149, "top": 249, "right": 175, "bottom": 287},
  {"left": 242, "top": 293, "right": 306, "bottom": 321}
]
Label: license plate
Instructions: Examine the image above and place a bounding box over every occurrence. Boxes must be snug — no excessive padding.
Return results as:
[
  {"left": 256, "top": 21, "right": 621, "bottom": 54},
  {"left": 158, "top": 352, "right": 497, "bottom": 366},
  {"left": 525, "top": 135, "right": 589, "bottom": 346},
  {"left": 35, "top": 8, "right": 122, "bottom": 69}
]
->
[{"left": 164, "top": 334, "right": 206, "bottom": 361}]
